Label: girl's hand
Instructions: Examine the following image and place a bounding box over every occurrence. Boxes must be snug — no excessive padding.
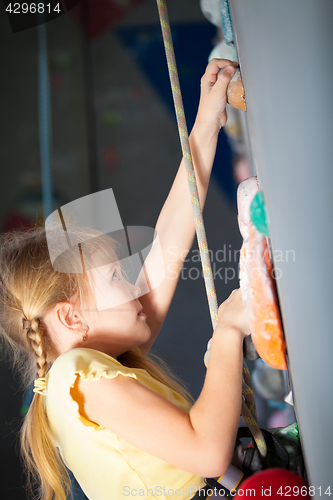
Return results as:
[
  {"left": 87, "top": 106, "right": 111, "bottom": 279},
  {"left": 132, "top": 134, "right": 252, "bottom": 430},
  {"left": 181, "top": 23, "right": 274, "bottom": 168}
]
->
[
  {"left": 217, "top": 289, "right": 251, "bottom": 338},
  {"left": 195, "top": 58, "right": 238, "bottom": 136}
]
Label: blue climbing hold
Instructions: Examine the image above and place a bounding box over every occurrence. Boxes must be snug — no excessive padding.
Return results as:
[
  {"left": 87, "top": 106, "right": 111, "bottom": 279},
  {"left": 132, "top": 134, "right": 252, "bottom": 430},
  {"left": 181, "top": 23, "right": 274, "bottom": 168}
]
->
[
  {"left": 250, "top": 191, "right": 270, "bottom": 237},
  {"left": 221, "top": 0, "right": 234, "bottom": 46}
]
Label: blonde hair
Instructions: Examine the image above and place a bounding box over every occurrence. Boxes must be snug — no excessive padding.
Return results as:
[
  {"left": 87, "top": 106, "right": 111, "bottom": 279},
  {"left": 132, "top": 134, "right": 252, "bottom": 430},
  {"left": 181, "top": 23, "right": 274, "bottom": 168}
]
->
[{"left": 0, "top": 225, "right": 192, "bottom": 500}]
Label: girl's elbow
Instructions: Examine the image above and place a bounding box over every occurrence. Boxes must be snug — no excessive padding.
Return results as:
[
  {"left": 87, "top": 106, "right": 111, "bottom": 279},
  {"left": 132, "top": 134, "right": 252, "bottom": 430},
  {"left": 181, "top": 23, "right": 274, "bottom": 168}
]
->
[
  {"left": 197, "top": 449, "right": 231, "bottom": 478},
  {"left": 202, "top": 461, "right": 230, "bottom": 479}
]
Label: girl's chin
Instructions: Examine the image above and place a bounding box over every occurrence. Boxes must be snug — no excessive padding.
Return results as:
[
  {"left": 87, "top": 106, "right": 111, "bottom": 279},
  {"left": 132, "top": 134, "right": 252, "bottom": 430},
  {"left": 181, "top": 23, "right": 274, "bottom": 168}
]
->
[{"left": 138, "top": 327, "right": 151, "bottom": 344}]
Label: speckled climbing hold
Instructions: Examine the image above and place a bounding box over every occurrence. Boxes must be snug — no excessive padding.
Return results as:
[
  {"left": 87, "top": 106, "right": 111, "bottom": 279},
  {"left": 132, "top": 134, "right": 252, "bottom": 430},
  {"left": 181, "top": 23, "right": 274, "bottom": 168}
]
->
[
  {"left": 200, "top": 0, "right": 223, "bottom": 28},
  {"left": 227, "top": 68, "right": 247, "bottom": 111},
  {"left": 209, "top": 39, "right": 237, "bottom": 64},
  {"left": 242, "top": 225, "right": 287, "bottom": 370},
  {"left": 237, "top": 176, "right": 259, "bottom": 240},
  {"left": 221, "top": 0, "right": 234, "bottom": 46},
  {"left": 250, "top": 191, "right": 270, "bottom": 237},
  {"left": 238, "top": 180, "right": 286, "bottom": 370}
]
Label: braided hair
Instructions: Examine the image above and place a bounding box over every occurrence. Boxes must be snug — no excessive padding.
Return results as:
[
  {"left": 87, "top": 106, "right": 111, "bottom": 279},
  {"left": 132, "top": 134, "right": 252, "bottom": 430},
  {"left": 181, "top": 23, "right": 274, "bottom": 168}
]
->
[{"left": 23, "top": 318, "right": 48, "bottom": 378}]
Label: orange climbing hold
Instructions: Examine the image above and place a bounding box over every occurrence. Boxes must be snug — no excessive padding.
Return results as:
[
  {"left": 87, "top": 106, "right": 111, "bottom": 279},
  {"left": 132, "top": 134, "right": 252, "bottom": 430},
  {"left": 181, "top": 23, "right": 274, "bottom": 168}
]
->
[
  {"left": 227, "top": 68, "right": 247, "bottom": 111},
  {"left": 240, "top": 225, "right": 287, "bottom": 370}
]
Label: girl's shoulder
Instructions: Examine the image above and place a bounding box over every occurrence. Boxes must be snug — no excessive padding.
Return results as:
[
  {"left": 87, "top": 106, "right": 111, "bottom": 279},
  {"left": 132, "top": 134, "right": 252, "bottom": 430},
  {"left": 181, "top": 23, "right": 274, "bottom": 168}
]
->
[{"left": 51, "top": 347, "right": 119, "bottom": 368}]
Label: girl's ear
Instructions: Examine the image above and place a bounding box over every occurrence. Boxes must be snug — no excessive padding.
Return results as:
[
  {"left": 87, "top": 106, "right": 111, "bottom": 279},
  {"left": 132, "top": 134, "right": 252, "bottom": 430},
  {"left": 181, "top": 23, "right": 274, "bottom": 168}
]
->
[{"left": 57, "top": 302, "right": 86, "bottom": 331}]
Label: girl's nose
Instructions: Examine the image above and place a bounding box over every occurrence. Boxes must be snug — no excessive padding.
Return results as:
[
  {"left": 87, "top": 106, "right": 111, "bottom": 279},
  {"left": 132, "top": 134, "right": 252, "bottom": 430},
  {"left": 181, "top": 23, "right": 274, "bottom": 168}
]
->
[{"left": 129, "top": 283, "right": 141, "bottom": 299}]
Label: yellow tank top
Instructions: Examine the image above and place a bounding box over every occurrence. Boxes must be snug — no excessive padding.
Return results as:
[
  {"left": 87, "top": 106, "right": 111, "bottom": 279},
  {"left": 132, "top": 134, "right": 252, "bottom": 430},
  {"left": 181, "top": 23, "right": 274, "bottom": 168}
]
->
[{"left": 45, "top": 348, "right": 205, "bottom": 500}]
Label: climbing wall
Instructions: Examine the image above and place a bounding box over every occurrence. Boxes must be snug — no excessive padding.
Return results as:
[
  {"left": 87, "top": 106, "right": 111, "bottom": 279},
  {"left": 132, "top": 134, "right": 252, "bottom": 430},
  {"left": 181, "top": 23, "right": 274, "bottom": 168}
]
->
[{"left": 229, "top": 0, "right": 333, "bottom": 492}]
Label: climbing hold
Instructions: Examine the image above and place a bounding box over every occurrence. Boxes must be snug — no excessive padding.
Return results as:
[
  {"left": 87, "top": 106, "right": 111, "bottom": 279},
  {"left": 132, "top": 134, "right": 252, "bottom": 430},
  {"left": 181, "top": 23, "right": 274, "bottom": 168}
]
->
[
  {"left": 227, "top": 68, "right": 247, "bottom": 111},
  {"left": 238, "top": 179, "right": 286, "bottom": 370},
  {"left": 234, "top": 469, "right": 310, "bottom": 499},
  {"left": 250, "top": 191, "right": 270, "bottom": 237},
  {"left": 221, "top": 0, "right": 234, "bottom": 46},
  {"left": 237, "top": 176, "right": 259, "bottom": 240},
  {"left": 200, "top": 0, "right": 223, "bottom": 28},
  {"left": 252, "top": 359, "right": 286, "bottom": 402},
  {"left": 241, "top": 225, "right": 287, "bottom": 370}
]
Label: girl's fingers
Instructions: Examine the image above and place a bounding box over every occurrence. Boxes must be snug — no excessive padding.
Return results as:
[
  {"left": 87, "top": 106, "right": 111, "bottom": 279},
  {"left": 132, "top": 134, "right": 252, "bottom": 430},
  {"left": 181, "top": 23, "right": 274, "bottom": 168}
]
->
[
  {"left": 201, "top": 58, "right": 238, "bottom": 91},
  {"left": 213, "top": 65, "right": 236, "bottom": 94}
]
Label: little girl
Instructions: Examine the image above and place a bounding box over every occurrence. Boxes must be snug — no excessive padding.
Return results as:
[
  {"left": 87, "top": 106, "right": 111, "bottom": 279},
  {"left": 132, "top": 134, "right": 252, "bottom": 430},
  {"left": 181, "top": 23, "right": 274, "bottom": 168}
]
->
[{"left": 0, "top": 59, "right": 250, "bottom": 500}]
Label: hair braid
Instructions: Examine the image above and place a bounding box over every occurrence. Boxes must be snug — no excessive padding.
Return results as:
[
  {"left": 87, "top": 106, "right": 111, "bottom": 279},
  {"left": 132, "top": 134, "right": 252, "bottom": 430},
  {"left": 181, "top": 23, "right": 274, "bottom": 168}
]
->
[{"left": 23, "top": 317, "right": 49, "bottom": 379}]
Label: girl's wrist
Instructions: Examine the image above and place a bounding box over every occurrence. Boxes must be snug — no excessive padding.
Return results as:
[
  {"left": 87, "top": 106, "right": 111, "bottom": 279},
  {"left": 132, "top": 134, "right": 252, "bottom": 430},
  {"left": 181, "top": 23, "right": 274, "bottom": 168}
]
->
[
  {"left": 213, "top": 324, "right": 245, "bottom": 344},
  {"left": 206, "top": 326, "right": 244, "bottom": 370},
  {"left": 192, "top": 117, "right": 220, "bottom": 146}
]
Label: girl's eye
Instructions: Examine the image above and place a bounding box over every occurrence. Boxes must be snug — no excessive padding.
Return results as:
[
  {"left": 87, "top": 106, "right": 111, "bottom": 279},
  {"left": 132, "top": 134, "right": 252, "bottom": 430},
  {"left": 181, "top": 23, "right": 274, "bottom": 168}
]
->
[{"left": 111, "top": 269, "right": 120, "bottom": 281}]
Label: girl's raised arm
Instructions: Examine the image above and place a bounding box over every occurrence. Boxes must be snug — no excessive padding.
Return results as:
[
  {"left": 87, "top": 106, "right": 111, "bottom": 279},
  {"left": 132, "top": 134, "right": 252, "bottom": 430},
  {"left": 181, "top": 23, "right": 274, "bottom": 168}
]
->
[{"left": 138, "top": 59, "right": 238, "bottom": 352}]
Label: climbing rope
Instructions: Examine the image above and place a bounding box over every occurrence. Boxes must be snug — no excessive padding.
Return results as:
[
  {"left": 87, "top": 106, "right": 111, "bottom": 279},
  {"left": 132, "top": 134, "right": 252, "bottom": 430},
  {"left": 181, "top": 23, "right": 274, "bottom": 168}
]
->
[{"left": 156, "top": 0, "right": 267, "bottom": 457}]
